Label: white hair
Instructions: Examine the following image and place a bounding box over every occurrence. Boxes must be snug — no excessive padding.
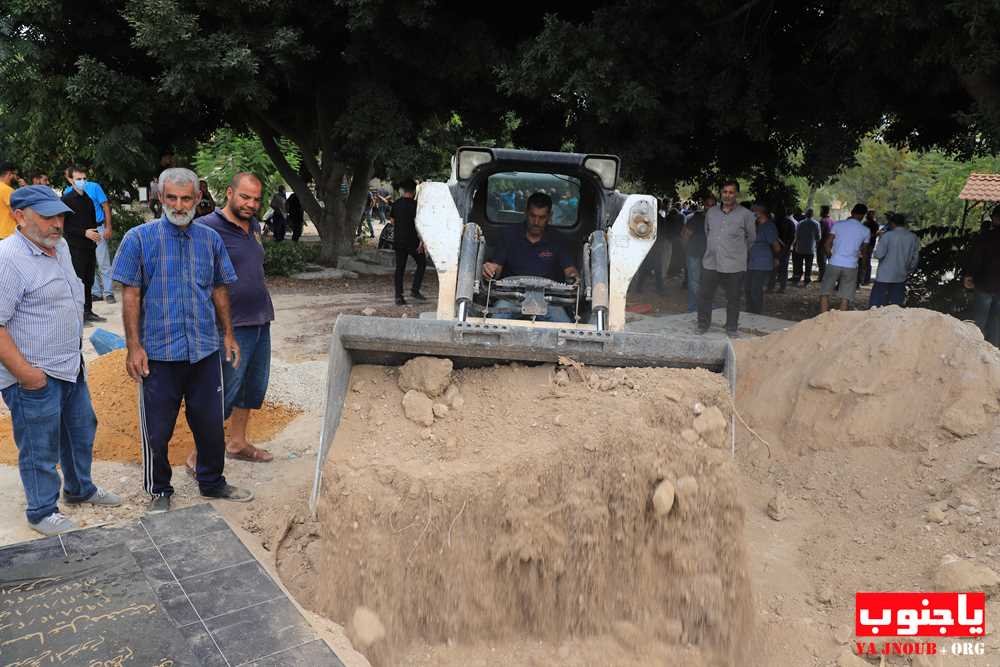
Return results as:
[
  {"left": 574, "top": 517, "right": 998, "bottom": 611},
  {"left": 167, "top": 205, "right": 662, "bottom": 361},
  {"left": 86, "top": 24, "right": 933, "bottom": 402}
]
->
[{"left": 158, "top": 167, "right": 199, "bottom": 196}]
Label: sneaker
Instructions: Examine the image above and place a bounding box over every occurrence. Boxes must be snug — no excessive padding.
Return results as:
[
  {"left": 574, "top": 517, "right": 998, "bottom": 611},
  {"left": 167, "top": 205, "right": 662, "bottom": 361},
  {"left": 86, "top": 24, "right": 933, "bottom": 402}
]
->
[
  {"left": 29, "top": 512, "right": 78, "bottom": 536},
  {"left": 696, "top": 326, "right": 710, "bottom": 335},
  {"left": 91, "top": 294, "right": 104, "bottom": 302},
  {"left": 84, "top": 311, "right": 107, "bottom": 323},
  {"left": 410, "top": 291, "right": 428, "bottom": 302},
  {"left": 726, "top": 329, "right": 741, "bottom": 338},
  {"left": 66, "top": 486, "right": 122, "bottom": 507},
  {"left": 395, "top": 296, "right": 407, "bottom": 306},
  {"left": 201, "top": 484, "right": 254, "bottom": 503},
  {"left": 105, "top": 294, "right": 117, "bottom": 304},
  {"left": 147, "top": 494, "right": 171, "bottom": 514}
]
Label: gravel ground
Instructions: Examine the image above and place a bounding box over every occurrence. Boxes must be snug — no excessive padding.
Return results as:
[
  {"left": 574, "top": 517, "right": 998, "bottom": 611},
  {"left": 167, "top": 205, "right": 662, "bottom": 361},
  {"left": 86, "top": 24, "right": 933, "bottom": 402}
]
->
[{"left": 267, "top": 359, "right": 329, "bottom": 410}]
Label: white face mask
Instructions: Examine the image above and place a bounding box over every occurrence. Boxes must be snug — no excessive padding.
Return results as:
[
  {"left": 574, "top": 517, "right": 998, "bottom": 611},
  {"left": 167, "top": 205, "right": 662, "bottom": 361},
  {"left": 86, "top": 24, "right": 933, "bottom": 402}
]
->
[
  {"left": 164, "top": 206, "right": 195, "bottom": 226},
  {"left": 73, "top": 178, "right": 86, "bottom": 192}
]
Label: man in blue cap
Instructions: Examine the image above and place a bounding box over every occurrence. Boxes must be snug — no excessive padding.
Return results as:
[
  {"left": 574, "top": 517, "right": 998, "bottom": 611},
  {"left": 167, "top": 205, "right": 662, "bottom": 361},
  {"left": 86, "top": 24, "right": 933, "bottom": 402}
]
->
[{"left": 0, "top": 186, "right": 122, "bottom": 536}]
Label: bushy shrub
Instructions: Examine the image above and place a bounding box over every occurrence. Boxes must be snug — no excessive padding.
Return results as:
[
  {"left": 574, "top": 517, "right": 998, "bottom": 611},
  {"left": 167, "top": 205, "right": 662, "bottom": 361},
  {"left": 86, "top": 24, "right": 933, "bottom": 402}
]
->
[
  {"left": 263, "top": 240, "right": 319, "bottom": 276},
  {"left": 109, "top": 205, "right": 148, "bottom": 256}
]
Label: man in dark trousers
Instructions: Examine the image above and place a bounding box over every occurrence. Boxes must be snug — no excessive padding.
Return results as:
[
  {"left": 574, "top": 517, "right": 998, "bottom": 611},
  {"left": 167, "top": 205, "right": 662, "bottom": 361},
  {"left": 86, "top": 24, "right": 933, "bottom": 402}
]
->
[
  {"left": 964, "top": 205, "right": 1000, "bottom": 347},
  {"left": 112, "top": 168, "right": 253, "bottom": 514},
  {"left": 390, "top": 179, "right": 426, "bottom": 306},
  {"left": 768, "top": 208, "right": 797, "bottom": 293},
  {"left": 61, "top": 168, "right": 106, "bottom": 323},
  {"left": 287, "top": 190, "right": 304, "bottom": 242}
]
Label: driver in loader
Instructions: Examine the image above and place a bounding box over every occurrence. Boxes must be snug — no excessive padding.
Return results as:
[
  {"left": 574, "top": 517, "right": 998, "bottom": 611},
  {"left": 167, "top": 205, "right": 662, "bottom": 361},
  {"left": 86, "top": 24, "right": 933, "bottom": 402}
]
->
[{"left": 482, "top": 192, "right": 580, "bottom": 322}]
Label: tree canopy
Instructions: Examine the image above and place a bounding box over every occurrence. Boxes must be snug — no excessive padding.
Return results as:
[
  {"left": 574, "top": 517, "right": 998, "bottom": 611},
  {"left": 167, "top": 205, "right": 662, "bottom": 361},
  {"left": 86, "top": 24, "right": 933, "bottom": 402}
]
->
[{"left": 1, "top": 0, "right": 998, "bottom": 258}]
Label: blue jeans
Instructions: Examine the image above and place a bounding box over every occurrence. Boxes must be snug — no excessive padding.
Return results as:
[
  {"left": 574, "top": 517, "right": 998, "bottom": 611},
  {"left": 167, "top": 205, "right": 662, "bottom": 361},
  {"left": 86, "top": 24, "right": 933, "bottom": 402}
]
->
[
  {"left": 745, "top": 269, "right": 771, "bottom": 314},
  {"left": 91, "top": 227, "right": 113, "bottom": 297},
  {"left": 685, "top": 255, "right": 702, "bottom": 312},
  {"left": 973, "top": 291, "right": 1000, "bottom": 347},
  {"left": 222, "top": 324, "right": 271, "bottom": 419},
  {"left": 492, "top": 299, "right": 571, "bottom": 323},
  {"left": 869, "top": 281, "right": 906, "bottom": 307},
  {"left": 1, "top": 370, "right": 98, "bottom": 524}
]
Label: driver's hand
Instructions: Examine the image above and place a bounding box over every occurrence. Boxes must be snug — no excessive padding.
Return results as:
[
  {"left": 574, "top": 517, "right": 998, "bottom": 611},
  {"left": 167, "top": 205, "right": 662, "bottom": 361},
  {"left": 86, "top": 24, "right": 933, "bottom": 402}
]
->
[{"left": 483, "top": 262, "right": 500, "bottom": 279}]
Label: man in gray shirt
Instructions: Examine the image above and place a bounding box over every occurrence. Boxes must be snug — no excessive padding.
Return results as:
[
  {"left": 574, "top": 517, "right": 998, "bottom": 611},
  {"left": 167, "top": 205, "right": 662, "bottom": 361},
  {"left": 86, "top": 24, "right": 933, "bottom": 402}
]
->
[
  {"left": 869, "top": 212, "right": 920, "bottom": 307},
  {"left": 792, "top": 208, "right": 822, "bottom": 286},
  {"left": 0, "top": 186, "right": 121, "bottom": 536},
  {"left": 697, "top": 179, "right": 756, "bottom": 335}
]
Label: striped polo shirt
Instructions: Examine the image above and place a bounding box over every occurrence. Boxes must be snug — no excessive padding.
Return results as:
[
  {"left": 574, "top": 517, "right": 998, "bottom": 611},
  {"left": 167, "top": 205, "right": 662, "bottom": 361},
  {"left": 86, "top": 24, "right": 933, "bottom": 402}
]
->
[
  {"left": 111, "top": 217, "right": 237, "bottom": 363},
  {"left": 0, "top": 231, "right": 84, "bottom": 389}
]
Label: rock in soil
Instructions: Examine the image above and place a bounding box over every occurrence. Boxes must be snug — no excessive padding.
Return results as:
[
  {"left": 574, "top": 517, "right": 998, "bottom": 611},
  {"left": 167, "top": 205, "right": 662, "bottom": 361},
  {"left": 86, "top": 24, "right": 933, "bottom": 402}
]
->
[
  {"left": 350, "top": 606, "right": 386, "bottom": 649},
  {"left": 402, "top": 390, "right": 434, "bottom": 427},
  {"left": 933, "top": 556, "right": 1000, "bottom": 595},
  {"left": 652, "top": 480, "right": 675, "bottom": 516},
  {"left": 767, "top": 492, "right": 790, "bottom": 521},
  {"left": 398, "top": 357, "right": 453, "bottom": 397}
]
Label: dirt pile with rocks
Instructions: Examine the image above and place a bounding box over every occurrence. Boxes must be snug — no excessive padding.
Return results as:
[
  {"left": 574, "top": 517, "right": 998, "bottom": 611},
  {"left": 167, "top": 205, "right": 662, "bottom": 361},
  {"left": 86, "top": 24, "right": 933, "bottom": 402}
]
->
[
  {"left": 733, "top": 307, "right": 1000, "bottom": 454},
  {"left": 0, "top": 349, "right": 299, "bottom": 465},
  {"left": 278, "top": 359, "right": 751, "bottom": 666}
]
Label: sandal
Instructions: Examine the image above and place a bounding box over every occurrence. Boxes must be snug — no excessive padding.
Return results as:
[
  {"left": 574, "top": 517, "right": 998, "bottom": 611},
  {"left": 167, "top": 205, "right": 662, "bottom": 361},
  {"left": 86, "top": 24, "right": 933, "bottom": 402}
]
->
[{"left": 225, "top": 444, "right": 274, "bottom": 463}]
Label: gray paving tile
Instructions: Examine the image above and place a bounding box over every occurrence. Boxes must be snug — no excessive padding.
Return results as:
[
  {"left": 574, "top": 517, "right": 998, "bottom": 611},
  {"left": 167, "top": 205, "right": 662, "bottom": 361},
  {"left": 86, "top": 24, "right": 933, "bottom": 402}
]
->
[
  {"left": 141, "top": 503, "right": 228, "bottom": 546},
  {"left": 178, "top": 622, "right": 228, "bottom": 667},
  {"left": 61, "top": 521, "right": 150, "bottom": 553},
  {"left": 156, "top": 581, "right": 200, "bottom": 626},
  {"left": 131, "top": 544, "right": 176, "bottom": 586},
  {"left": 0, "top": 535, "right": 64, "bottom": 568},
  {"left": 159, "top": 526, "right": 253, "bottom": 579},
  {"left": 183, "top": 560, "right": 281, "bottom": 619},
  {"left": 206, "top": 597, "right": 315, "bottom": 666},
  {"left": 250, "top": 639, "right": 346, "bottom": 666}
]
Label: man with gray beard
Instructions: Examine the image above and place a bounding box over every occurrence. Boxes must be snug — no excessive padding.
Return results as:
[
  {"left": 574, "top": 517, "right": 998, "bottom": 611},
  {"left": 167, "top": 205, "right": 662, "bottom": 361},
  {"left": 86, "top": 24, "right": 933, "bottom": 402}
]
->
[
  {"left": 112, "top": 168, "right": 254, "bottom": 514},
  {"left": 0, "top": 186, "right": 122, "bottom": 535}
]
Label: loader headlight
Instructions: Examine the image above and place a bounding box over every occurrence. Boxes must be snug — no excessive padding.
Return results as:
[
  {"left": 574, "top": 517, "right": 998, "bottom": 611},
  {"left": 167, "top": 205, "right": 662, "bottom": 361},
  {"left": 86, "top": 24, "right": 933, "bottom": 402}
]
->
[
  {"left": 456, "top": 147, "right": 494, "bottom": 180},
  {"left": 628, "top": 200, "right": 655, "bottom": 239},
  {"left": 583, "top": 155, "right": 619, "bottom": 190}
]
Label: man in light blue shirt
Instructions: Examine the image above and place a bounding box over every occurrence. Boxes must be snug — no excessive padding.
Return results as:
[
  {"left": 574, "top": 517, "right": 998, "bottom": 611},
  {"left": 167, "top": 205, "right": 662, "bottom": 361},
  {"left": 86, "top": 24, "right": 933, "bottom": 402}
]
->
[
  {"left": 820, "top": 204, "right": 871, "bottom": 312},
  {"left": 63, "top": 166, "right": 115, "bottom": 303},
  {"left": 0, "top": 186, "right": 121, "bottom": 536},
  {"left": 870, "top": 213, "right": 920, "bottom": 307}
]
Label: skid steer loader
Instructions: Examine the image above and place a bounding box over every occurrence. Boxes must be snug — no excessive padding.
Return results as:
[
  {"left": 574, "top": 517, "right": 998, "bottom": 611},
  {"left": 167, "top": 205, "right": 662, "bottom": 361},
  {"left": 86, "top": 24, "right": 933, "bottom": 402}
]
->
[{"left": 310, "top": 147, "right": 731, "bottom": 512}]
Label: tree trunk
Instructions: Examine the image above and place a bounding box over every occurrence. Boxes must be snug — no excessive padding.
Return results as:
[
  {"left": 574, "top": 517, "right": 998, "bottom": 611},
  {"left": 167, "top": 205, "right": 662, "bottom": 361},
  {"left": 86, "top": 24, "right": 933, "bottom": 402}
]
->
[{"left": 806, "top": 185, "right": 817, "bottom": 211}]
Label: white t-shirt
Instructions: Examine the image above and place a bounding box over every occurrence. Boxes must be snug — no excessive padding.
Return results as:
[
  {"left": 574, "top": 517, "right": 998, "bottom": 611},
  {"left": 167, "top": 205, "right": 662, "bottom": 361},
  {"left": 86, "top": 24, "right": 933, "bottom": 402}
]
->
[{"left": 829, "top": 218, "right": 871, "bottom": 269}]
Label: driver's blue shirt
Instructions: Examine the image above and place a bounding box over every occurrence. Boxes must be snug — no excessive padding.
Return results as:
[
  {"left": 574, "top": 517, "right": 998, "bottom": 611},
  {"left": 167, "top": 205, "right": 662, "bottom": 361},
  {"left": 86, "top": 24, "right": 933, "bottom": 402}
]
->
[{"left": 492, "top": 224, "right": 575, "bottom": 282}]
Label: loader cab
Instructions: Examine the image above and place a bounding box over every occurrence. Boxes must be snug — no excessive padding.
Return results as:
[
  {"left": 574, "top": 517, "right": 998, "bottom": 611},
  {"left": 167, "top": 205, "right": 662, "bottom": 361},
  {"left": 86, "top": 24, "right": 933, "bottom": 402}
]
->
[{"left": 450, "top": 147, "right": 625, "bottom": 264}]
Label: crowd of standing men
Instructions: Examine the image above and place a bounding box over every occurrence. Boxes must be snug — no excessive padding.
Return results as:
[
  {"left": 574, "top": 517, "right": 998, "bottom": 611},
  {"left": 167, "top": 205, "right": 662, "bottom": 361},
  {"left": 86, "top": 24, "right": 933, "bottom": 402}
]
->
[
  {"left": 0, "top": 163, "right": 279, "bottom": 535},
  {"left": 641, "top": 183, "right": 925, "bottom": 335}
]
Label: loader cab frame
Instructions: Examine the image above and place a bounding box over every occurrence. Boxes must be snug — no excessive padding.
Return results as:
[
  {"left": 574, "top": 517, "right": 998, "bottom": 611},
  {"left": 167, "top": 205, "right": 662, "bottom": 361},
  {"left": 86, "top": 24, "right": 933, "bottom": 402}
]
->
[{"left": 450, "top": 148, "right": 626, "bottom": 257}]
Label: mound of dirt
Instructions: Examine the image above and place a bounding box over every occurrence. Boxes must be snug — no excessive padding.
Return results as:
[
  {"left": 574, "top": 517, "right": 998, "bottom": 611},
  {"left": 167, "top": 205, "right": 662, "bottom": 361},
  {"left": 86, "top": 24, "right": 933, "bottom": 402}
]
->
[
  {"left": 0, "top": 349, "right": 300, "bottom": 465},
  {"left": 733, "top": 307, "right": 1000, "bottom": 453},
  {"left": 278, "top": 361, "right": 751, "bottom": 666}
]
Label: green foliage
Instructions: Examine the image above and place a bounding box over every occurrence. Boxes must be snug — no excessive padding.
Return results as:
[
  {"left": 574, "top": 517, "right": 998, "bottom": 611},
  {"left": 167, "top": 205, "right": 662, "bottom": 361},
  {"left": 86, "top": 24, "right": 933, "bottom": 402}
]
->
[
  {"left": 819, "top": 139, "right": 1000, "bottom": 228},
  {"left": 906, "top": 226, "right": 975, "bottom": 316},
  {"left": 193, "top": 129, "right": 300, "bottom": 207},
  {"left": 109, "top": 205, "right": 148, "bottom": 257},
  {"left": 262, "top": 240, "right": 319, "bottom": 277}
]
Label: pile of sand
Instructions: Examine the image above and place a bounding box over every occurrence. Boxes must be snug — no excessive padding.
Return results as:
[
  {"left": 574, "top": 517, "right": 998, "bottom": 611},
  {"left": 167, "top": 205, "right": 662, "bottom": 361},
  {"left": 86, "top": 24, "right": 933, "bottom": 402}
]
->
[
  {"left": 0, "top": 349, "right": 299, "bottom": 465},
  {"left": 733, "top": 307, "right": 1000, "bottom": 454},
  {"left": 278, "top": 359, "right": 751, "bottom": 666}
]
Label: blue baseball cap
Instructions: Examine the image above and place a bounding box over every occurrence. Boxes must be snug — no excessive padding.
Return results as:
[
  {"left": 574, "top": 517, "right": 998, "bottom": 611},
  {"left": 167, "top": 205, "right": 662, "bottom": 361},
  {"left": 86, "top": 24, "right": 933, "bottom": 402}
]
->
[{"left": 10, "top": 185, "right": 73, "bottom": 217}]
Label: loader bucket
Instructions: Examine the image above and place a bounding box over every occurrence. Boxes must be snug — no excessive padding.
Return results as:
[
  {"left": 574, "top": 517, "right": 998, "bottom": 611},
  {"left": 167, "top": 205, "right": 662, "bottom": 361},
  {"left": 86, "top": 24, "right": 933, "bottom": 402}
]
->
[{"left": 309, "top": 314, "right": 732, "bottom": 514}]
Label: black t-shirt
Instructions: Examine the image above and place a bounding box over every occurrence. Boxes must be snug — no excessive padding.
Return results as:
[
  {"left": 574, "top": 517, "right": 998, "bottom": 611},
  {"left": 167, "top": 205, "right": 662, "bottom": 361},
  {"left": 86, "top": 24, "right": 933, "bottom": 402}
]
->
[
  {"left": 492, "top": 225, "right": 574, "bottom": 281},
  {"left": 390, "top": 197, "right": 418, "bottom": 248},
  {"left": 61, "top": 190, "right": 97, "bottom": 249}
]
